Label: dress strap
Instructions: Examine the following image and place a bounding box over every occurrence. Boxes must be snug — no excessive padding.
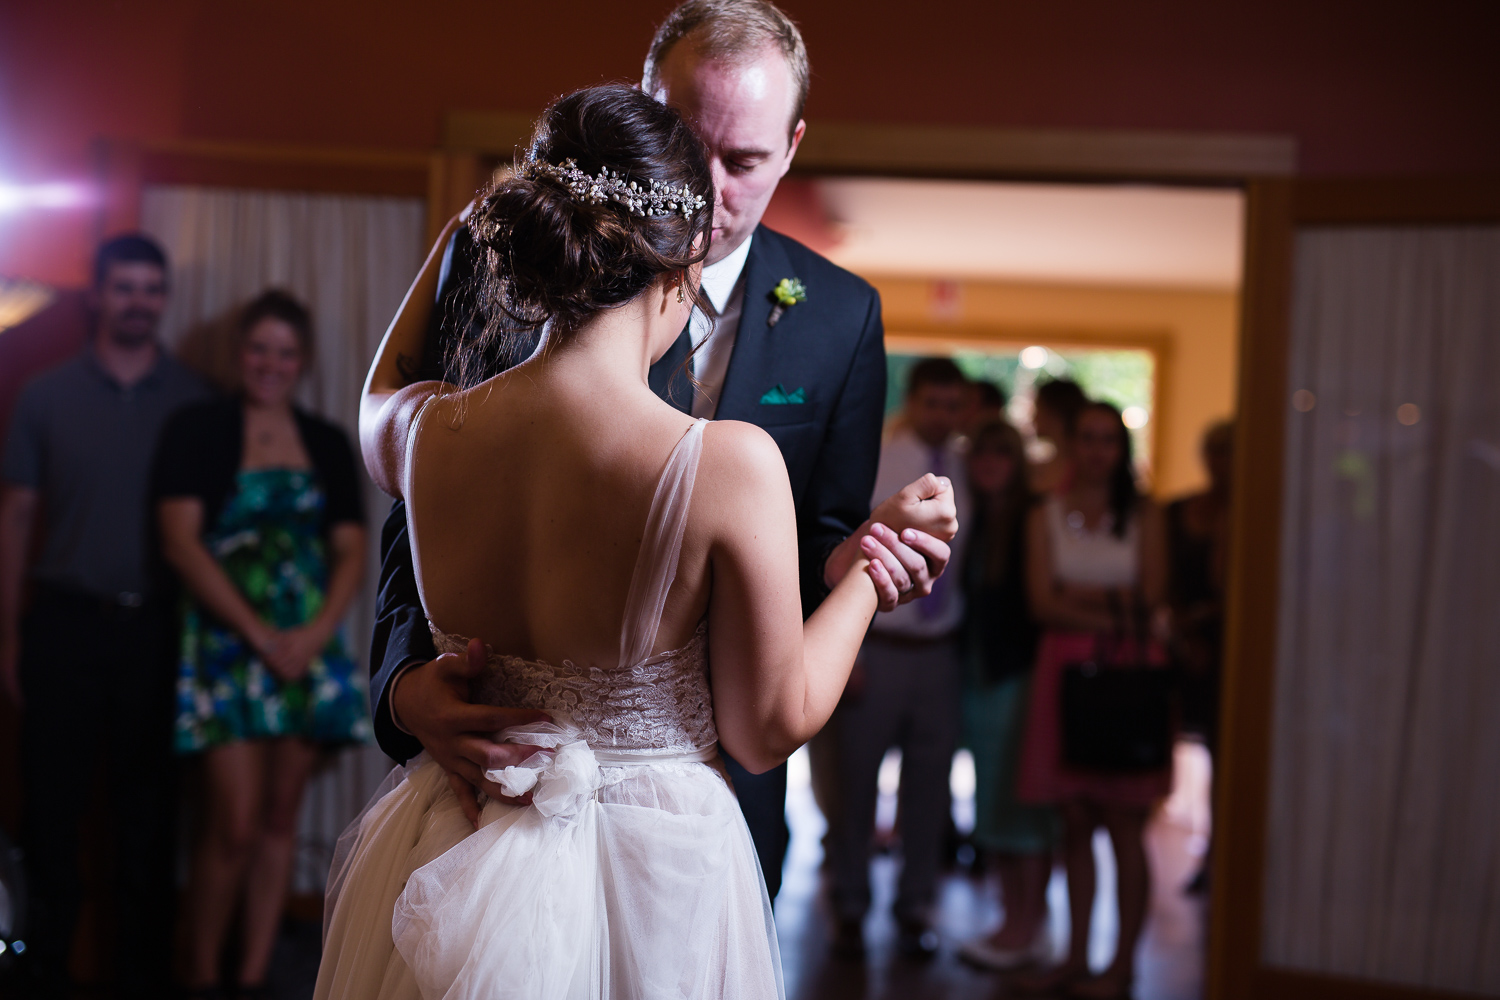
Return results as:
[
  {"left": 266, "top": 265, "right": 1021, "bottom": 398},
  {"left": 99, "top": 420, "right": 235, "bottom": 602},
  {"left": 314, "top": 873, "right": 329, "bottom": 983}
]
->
[
  {"left": 401, "top": 391, "right": 442, "bottom": 505},
  {"left": 618, "top": 419, "right": 708, "bottom": 668}
]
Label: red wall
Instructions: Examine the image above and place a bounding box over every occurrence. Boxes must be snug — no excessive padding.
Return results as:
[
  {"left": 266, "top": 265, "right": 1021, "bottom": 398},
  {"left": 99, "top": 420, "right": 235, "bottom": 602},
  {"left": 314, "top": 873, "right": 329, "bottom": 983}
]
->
[{"left": 1, "top": 0, "right": 1497, "bottom": 286}]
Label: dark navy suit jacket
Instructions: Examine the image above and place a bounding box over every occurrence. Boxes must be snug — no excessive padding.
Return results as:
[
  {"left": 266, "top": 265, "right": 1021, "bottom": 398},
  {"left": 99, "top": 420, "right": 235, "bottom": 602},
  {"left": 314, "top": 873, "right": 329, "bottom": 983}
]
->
[{"left": 369, "top": 223, "right": 886, "bottom": 766}]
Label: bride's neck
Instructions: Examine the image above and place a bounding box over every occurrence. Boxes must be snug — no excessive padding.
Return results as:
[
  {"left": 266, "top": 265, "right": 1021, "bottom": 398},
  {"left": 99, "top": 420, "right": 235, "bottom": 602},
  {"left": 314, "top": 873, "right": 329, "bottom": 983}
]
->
[{"left": 530, "top": 295, "right": 668, "bottom": 397}]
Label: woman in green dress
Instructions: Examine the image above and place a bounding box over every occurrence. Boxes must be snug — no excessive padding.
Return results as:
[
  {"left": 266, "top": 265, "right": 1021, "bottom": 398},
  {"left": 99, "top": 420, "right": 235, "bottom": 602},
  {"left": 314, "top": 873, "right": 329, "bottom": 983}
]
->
[
  {"left": 957, "top": 419, "right": 1057, "bottom": 970},
  {"left": 156, "top": 290, "right": 368, "bottom": 997}
]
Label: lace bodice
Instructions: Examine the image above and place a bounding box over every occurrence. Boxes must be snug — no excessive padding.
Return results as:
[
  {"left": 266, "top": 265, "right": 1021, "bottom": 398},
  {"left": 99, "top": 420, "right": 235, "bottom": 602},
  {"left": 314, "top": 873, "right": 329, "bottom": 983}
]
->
[
  {"left": 431, "top": 623, "right": 716, "bottom": 752},
  {"left": 424, "top": 419, "right": 717, "bottom": 754}
]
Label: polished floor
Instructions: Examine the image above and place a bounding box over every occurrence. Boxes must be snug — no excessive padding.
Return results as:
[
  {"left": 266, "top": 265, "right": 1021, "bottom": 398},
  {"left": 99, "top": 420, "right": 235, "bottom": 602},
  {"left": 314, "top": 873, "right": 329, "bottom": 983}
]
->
[
  {"left": 775, "top": 744, "right": 1211, "bottom": 1000},
  {"left": 233, "top": 743, "right": 1212, "bottom": 1000}
]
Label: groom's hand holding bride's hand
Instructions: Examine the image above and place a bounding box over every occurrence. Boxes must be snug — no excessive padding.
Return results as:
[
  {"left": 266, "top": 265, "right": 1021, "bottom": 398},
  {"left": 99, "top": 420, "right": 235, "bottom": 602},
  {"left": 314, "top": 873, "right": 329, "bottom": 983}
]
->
[
  {"left": 826, "top": 473, "right": 959, "bottom": 612},
  {"left": 392, "top": 637, "right": 552, "bottom": 828}
]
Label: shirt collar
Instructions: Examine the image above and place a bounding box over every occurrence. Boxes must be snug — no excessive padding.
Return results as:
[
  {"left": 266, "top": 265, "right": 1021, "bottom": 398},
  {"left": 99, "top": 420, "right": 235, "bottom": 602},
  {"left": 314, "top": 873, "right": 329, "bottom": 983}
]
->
[
  {"left": 84, "top": 343, "right": 168, "bottom": 390},
  {"left": 891, "top": 423, "right": 963, "bottom": 455},
  {"left": 699, "top": 232, "right": 754, "bottom": 315}
]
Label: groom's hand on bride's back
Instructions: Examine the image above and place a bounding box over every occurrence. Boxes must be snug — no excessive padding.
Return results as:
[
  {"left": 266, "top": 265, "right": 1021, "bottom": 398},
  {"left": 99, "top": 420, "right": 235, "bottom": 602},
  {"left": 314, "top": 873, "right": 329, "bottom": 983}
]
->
[
  {"left": 391, "top": 637, "right": 551, "bottom": 827},
  {"left": 825, "top": 473, "right": 960, "bottom": 613}
]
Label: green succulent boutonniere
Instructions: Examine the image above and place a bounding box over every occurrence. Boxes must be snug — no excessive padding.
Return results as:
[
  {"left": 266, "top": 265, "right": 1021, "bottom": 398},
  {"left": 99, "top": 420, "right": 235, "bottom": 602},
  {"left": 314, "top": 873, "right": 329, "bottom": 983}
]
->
[{"left": 767, "top": 277, "right": 807, "bottom": 327}]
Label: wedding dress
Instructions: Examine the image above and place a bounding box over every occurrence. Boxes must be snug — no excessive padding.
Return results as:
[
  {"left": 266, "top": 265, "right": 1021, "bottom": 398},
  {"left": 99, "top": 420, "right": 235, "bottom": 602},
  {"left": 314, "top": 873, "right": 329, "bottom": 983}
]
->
[{"left": 315, "top": 419, "right": 783, "bottom": 999}]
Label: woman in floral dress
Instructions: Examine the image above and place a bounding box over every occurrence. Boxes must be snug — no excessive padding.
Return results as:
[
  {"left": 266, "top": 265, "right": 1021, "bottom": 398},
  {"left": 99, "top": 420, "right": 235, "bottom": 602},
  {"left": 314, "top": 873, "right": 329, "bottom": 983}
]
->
[{"left": 156, "top": 290, "right": 368, "bottom": 998}]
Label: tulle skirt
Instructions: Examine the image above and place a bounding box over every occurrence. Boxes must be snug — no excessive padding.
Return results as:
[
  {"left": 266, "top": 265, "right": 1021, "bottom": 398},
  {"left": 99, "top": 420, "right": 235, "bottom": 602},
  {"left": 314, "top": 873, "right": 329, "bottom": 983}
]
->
[{"left": 314, "top": 729, "right": 782, "bottom": 1000}]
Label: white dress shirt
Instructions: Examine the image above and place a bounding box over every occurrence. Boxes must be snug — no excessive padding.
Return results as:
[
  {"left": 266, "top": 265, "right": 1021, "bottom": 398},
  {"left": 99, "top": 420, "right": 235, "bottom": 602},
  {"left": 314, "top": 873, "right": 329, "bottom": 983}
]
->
[
  {"left": 868, "top": 425, "right": 971, "bottom": 639},
  {"left": 688, "top": 234, "right": 754, "bottom": 419}
]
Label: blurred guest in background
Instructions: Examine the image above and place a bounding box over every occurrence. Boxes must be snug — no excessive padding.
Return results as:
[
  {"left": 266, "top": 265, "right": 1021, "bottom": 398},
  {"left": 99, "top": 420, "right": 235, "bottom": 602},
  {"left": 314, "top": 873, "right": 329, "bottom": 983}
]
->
[
  {"left": 154, "top": 290, "right": 368, "bottom": 997},
  {"left": 1167, "top": 419, "right": 1233, "bottom": 894},
  {"left": 0, "top": 234, "right": 207, "bottom": 998},
  {"left": 1167, "top": 419, "right": 1232, "bottom": 754},
  {"left": 954, "top": 420, "right": 1053, "bottom": 971},
  {"left": 1027, "top": 378, "right": 1088, "bottom": 495},
  {"left": 1013, "top": 401, "right": 1169, "bottom": 999},
  {"left": 966, "top": 380, "right": 1007, "bottom": 435},
  {"left": 829, "top": 357, "right": 971, "bottom": 960}
]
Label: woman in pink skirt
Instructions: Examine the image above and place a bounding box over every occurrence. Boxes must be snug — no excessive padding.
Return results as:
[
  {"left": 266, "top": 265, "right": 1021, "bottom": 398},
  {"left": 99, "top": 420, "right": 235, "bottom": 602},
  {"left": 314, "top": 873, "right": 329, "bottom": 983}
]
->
[{"left": 1014, "top": 401, "right": 1169, "bottom": 999}]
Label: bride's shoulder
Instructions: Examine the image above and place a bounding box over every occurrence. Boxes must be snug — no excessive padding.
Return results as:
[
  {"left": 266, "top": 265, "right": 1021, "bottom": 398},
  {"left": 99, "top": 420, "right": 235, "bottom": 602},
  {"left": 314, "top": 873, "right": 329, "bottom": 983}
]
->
[
  {"left": 701, "top": 419, "right": 784, "bottom": 472},
  {"left": 413, "top": 371, "right": 531, "bottom": 435},
  {"left": 362, "top": 380, "right": 446, "bottom": 497},
  {"left": 690, "top": 419, "right": 796, "bottom": 561},
  {"left": 698, "top": 419, "right": 791, "bottom": 497}
]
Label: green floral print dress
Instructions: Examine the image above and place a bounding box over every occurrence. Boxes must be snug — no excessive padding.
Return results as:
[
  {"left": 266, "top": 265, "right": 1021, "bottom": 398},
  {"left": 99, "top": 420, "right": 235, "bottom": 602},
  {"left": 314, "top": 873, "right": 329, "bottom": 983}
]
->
[{"left": 174, "top": 468, "right": 371, "bottom": 752}]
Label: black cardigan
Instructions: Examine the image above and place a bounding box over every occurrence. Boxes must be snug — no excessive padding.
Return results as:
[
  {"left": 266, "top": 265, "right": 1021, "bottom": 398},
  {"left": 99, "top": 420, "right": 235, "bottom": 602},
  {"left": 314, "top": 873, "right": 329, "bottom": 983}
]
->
[
  {"left": 153, "top": 396, "right": 365, "bottom": 535},
  {"left": 959, "top": 499, "right": 1040, "bottom": 685}
]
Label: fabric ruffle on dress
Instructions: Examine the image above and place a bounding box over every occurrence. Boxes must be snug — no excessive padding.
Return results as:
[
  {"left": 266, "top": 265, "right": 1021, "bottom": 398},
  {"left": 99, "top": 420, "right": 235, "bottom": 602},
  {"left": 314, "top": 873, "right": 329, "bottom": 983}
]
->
[{"left": 318, "top": 716, "right": 778, "bottom": 1000}]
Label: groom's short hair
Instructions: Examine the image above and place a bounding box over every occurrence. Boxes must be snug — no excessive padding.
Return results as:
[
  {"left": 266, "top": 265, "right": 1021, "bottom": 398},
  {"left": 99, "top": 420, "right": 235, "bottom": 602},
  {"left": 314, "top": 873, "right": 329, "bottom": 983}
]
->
[{"left": 643, "top": 0, "right": 810, "bottom": 142}]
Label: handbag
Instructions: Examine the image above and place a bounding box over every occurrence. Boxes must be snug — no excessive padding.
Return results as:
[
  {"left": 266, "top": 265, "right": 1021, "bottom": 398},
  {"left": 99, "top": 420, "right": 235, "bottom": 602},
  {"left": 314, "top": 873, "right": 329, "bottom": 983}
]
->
[{"left": 1060, "top": 599, "right": 1175, "bottom": 773}]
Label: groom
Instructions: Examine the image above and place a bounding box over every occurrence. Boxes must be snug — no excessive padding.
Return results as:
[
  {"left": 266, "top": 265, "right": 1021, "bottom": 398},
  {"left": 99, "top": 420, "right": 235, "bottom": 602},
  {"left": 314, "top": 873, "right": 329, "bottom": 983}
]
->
[{"left": 371, "top": 0, "right": 950, "bottom": 899}]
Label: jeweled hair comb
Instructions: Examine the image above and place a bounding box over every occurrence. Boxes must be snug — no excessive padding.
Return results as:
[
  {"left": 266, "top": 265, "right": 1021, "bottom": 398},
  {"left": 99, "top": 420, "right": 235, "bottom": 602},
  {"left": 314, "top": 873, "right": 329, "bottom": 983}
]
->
[{"left": 521, "top": 158, "right": 706, "bottom": 220}]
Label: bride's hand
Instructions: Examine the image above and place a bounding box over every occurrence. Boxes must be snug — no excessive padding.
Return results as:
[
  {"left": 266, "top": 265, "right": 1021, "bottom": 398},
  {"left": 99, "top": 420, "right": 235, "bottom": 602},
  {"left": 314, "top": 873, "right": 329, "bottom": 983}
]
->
[
  {"left": 392, "top": 637, "right": 552, "bottom": 827},
  {"left": 825, "top": 474, "right": 958, "bottom": 611},
  {"left": 858, "top": 523, "right": 951, "bottom": 612}
]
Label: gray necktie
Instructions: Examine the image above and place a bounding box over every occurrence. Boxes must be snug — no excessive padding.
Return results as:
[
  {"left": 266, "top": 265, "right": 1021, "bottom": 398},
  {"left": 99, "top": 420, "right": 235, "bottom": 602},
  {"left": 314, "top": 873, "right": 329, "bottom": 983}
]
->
[{"left": 917, "top": 446, "right": 950, "bottom": 620}]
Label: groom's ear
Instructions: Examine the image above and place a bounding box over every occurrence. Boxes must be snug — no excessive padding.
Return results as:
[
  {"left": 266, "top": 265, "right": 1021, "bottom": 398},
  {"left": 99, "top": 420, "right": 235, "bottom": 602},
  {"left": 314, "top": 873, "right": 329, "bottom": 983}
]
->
[{"left": 779, "top": 120, "right": 807, "bottom": 177}]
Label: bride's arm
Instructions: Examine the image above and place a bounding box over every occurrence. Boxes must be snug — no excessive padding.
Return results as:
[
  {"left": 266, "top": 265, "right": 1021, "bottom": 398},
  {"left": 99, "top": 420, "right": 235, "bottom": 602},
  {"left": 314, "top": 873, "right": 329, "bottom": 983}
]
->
[
  {"left": 702, "top": 423, "right": 932, "bottom": 774},
  {"left": 359, "top": 212, "right": 466, "bottom": 497}
]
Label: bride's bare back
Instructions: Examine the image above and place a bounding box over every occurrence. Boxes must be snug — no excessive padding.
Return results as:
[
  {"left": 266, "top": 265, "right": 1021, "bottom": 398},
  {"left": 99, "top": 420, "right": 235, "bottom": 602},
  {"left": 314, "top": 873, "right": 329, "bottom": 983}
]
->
[
  {"left": 371, "top": 295, "right": 894, "bottom": 772},
  {"left": 405, "top": 369, "right": 712, "bottom": 670}
]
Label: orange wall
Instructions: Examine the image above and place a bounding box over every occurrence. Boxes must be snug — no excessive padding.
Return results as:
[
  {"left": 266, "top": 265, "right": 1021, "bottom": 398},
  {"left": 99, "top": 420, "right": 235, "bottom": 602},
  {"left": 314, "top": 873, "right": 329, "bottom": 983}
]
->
[{"left": 1, "top": 0, "right": 1497, "bottom": 284}]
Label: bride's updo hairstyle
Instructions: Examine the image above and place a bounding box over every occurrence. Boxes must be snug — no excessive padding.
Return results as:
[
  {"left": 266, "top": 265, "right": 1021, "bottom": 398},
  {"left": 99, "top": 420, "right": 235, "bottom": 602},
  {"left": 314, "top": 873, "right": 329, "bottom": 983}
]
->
[{"left": 454, "top": 83, "right": 714, "bottom": 388}]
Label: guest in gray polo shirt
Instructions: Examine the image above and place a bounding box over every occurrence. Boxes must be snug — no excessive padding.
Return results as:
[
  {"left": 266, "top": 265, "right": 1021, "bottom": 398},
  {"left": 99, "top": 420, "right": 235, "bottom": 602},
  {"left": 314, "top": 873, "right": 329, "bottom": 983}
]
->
[{"left": 0, "top": 233, "right": 206, "bottom": 999}]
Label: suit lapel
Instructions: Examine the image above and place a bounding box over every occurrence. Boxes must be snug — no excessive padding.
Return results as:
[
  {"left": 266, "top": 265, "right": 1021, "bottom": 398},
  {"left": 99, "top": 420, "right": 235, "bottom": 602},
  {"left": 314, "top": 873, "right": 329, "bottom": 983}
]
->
[
  {"left": 648, "top": 324, "right": 693, "bottom": 413},
  {"left": 717, "top": 227, "right": 793, "bottom": 421}
]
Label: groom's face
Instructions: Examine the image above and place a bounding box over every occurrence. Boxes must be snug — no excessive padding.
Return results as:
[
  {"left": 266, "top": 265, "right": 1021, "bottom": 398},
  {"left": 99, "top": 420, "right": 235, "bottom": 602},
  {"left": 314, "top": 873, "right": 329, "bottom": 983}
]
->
[{"left": 652, "top": 43, "right": 805, "bottom": 266}]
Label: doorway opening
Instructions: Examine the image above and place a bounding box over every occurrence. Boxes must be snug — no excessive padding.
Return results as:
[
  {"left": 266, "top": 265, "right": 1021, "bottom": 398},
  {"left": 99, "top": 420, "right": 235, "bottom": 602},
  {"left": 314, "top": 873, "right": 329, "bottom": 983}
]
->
[{"left": 775, "top": 176, "right": 1242, "bottom": 1000}]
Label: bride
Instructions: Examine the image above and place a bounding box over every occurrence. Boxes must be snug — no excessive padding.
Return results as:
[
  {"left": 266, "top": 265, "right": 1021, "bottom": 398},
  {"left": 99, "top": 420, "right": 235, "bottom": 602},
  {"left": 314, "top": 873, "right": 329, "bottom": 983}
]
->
[{"left": 315, "top": 84, "right": 956, "bottom": 1000}]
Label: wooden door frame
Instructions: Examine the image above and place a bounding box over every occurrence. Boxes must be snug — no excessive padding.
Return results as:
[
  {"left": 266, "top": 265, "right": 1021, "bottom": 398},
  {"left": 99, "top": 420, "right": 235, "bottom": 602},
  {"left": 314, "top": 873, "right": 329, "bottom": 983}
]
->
[
  {"left": 1209, "top": 176, "right": 1500, "bottom": 1000},
  {"left": 429, "top": 111, "right": 1299, "bottom": 245},
  {"left": 430, "top": 112, "right": 1280, "bottom": 505},
  {"left": 440, "top": 110, "right": 1298, "bottom": 180}
]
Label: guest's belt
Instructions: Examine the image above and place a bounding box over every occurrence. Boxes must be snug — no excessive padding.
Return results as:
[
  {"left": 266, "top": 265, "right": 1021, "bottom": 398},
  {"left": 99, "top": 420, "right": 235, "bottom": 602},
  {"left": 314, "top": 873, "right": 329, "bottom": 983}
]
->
[{"left": 31, "top": 580, "right": 155, "bottom": 620}]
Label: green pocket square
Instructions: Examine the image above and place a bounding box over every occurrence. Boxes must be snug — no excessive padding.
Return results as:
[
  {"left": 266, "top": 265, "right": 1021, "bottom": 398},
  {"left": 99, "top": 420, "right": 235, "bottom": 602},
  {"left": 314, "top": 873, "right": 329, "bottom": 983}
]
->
[{"left": 759, "top": 384, "right": 806, "bottom": 405}]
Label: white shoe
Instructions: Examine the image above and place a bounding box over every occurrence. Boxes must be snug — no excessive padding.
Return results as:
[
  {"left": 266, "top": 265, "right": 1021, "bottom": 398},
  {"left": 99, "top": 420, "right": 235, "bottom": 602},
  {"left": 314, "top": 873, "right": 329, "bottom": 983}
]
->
[{"left": 954, "top": 929, "right": 1050, "bottom": 971}]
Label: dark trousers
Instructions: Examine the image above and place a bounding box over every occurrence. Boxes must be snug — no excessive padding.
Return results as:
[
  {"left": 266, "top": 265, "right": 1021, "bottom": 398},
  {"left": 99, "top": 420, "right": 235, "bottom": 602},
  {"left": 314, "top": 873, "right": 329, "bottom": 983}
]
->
[
  {"left": 720, "top": 752, "right": 789, "bottom": 901},
  {"left": 829, "top": 635, "right": 960, "bottom": 923},
  {"left": 19, "top": 586, "right": 177, "bottom": 998}
]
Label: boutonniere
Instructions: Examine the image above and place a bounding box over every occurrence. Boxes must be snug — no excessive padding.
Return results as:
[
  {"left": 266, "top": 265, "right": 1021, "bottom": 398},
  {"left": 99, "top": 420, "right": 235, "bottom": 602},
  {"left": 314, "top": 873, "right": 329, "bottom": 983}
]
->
[{"left": 767, "top": 277, "right": 807, "bottom": 327}]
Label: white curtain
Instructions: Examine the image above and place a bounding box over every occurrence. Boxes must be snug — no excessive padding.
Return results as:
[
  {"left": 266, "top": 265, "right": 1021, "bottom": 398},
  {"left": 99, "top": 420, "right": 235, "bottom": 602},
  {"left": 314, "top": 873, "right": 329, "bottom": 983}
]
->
[
  {"left": 1261, "top": 227, "right": 1500, "bottom": 993},
  {"left": 141, "top": 185, "right": 425, "bottom": 892}
]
